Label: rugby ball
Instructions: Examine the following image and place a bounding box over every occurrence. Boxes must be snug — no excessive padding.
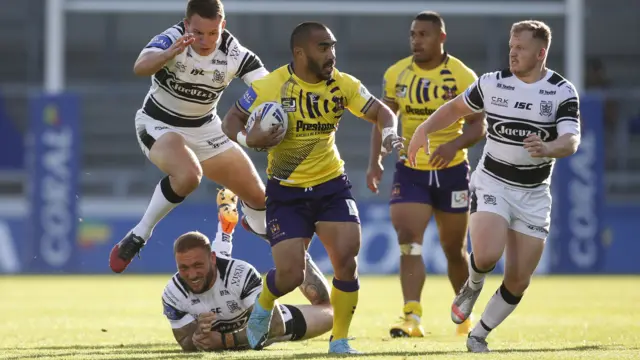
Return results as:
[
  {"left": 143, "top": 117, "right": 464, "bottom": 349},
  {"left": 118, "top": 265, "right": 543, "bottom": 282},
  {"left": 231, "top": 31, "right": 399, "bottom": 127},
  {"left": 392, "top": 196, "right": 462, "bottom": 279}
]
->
[{"left": 246, "top": 101, "right": 287, "bottom": 138}]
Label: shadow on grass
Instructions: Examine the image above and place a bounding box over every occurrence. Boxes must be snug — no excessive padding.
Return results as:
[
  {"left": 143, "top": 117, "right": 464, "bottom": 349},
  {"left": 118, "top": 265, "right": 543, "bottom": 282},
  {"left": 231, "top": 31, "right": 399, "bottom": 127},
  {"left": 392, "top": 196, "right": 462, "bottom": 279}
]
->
[{"left": 1, "top": 343, "right": 630, "bottom": 359}]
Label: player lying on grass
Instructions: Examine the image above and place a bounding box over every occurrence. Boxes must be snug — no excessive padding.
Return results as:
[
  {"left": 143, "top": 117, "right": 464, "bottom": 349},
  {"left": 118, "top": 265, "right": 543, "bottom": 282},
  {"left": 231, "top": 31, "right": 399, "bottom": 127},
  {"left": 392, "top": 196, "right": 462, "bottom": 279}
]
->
[{"left": 162, "top": 229, "right": 333, "bottom": 351}]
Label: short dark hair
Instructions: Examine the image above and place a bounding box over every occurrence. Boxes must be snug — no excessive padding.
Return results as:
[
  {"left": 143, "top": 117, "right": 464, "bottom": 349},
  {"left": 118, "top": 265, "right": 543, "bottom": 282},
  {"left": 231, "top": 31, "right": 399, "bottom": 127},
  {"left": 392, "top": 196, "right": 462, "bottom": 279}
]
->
[
  {"left": 414, "top": 11, "right": 445, "bottom": 32},
  {"left": 511, "top": 20, "right": 552, "bottom": 48},
  {"left": 186, "top": 0, "right": 225, "bottom": 20},
  {"left": 173, "top": 231, "right": 212, "bottom": 255},
  {"left": 290, "top": 21, "right": 328, "bottom": 53}
]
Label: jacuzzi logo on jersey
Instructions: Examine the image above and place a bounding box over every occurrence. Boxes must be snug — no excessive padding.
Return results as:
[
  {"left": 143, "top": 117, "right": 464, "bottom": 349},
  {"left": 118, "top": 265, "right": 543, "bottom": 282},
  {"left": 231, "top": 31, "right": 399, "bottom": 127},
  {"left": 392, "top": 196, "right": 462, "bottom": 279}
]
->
[{"left": 37, "top": 103, "right": 75, "bottom": 268}]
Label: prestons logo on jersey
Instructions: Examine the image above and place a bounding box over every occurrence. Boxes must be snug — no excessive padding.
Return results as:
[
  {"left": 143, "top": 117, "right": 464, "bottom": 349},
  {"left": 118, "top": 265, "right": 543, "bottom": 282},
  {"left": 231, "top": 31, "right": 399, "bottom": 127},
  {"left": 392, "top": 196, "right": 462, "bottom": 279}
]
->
[
  {"left": 155, "top": 68, "right": 224, "bottom": 104},
  {"left": 405, "top": 106, "right": 436, "bottom": 117},
  {"left": 295, "top": 121, "right": 336, "bottom": 137}
]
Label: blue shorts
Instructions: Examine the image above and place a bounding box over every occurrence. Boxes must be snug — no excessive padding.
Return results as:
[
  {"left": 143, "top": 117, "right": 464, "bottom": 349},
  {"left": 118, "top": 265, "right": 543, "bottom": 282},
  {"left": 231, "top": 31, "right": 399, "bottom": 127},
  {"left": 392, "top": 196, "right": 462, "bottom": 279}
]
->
[
  {"left": 266, "top": 174, "right": 360, "bottom": 245},
  {"left": 389, "top": 161, "right": 470, "bottom": 213}
]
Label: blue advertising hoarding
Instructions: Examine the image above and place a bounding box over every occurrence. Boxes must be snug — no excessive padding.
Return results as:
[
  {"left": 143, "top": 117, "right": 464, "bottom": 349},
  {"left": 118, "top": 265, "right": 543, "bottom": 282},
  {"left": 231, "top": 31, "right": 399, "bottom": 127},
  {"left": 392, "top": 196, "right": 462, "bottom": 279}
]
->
[
  {"left": 24, "top": 93, "right": 80, "bottom": 273},
  {"left": 549, "top": 95, "right": 606, "bottom": 273},
  {"left": 0, "top": 200, "right": 637, "bottom": 275}
]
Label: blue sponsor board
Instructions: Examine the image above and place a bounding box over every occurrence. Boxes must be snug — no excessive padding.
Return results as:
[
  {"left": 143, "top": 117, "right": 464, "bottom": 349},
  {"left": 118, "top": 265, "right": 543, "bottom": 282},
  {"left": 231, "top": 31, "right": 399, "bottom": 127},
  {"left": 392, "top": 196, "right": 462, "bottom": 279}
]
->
[
  {"left": 0, "top": 201, "right": 637, "bottom": 275},
  {"left": 549, "top": 95, "right": 606, "bottom": 273},
  {"left": 24, "top": 93, "right": 80, "bottom": 273}
]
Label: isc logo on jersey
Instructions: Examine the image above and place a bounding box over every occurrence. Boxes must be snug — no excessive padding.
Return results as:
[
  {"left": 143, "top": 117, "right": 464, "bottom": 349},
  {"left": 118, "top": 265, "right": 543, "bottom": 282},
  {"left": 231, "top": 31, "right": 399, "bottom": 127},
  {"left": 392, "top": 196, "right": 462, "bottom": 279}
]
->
[{"left": 246, "top": 102, "right": 288, "bottom": 150}]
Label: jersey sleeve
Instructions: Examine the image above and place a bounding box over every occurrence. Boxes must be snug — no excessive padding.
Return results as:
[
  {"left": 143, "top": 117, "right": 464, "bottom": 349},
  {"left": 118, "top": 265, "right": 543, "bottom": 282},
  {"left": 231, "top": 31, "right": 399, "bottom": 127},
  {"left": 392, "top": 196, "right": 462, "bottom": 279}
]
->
[
  {"left": 381, "top": 66, "right": 397, "bottom": 103},
  {"left": 463, "top": 72, "right": 490, "bottom": 113},
  {"left": 228, "top": 38, "right": 269, "bottom": 85},
  {"left": 235, "top": 75, "right": 278, "bottom": 115},
  {"left": 555, "top": 83, "right": 581, "bottom": 136},
  {"left": 339, "top": 72, "right": 376, "bottom": 117},
  {"left": 162, "top": 282, "right": 195, "bottom": 329},
  {"left": 228, "top": 261, "right": 263, "bottom": 309},
  {"left": 139, "top": 22, "right": 185, "bottom": 56}
]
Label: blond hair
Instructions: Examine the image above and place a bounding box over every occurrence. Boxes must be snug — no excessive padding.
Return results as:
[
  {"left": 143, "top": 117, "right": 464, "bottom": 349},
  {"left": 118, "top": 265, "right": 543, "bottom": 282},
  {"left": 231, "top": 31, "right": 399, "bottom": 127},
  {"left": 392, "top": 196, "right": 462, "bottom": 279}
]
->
[{"left": 511, "top": 20, "right": 552, "bottom": 49}]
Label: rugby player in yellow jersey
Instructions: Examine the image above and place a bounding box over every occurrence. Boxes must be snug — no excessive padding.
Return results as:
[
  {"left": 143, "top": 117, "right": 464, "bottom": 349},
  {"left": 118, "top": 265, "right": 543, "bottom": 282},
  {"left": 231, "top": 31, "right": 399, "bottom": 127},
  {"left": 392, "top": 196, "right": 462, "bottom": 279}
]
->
[
  {"left": 366, "top": 11, "right": 486, "bottom": 338},
  {"left": 222, "top": 22, "right": 403, "bottom": 354}
]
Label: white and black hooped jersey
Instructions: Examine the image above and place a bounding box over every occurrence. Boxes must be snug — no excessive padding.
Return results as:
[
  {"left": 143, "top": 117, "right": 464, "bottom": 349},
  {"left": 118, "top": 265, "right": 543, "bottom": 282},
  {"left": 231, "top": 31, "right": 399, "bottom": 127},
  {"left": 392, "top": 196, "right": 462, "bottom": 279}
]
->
[
  {"left": 139, "top": 22, "right": 268, "bottom": 126},
  {"left": 463, "top": 69, "right": 581, "bottom": 190},
  {"left": 162, "top": 257, "right": 263, "bottom": 332}
]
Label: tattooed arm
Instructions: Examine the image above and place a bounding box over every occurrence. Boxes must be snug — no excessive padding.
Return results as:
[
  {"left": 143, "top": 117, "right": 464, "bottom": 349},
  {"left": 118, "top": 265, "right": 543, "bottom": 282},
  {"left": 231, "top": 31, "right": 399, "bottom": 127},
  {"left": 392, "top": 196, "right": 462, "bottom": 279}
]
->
[
  {"left": 299, "top": 255, "right": 331, "bottom": 305},
  {"left": 172, "top": 321, "right": 199, "bottom": 351}
]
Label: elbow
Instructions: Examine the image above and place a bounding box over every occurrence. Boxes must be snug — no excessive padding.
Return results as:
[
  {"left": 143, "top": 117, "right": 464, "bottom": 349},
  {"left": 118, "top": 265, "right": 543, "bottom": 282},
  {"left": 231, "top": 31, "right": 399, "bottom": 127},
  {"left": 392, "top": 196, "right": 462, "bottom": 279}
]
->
[
  {"left": 178, "top": 341, "right": 198, "bottom": 352},
  {"left": 132, "top": 62, "right": 147, "bottom": 77}
]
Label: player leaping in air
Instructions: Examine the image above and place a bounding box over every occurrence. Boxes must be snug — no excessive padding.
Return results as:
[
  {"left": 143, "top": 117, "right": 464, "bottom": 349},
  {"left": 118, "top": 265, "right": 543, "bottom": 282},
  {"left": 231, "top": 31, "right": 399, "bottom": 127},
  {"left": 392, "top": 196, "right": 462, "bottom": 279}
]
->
[
  {"left": 162, "top": 230, "right": 334, "bottom": 352},
  {"left": 367, "top": 11, "right": 485, "bottom": 338},
  {"left": 222, "top": 22, "right": 403, "bottom": 354},
  {"left": 408, "top": 20, "right": 581, "bottom": 353},
  {"left": 109, "top": 0, "right": 278, "bottom": 272}
]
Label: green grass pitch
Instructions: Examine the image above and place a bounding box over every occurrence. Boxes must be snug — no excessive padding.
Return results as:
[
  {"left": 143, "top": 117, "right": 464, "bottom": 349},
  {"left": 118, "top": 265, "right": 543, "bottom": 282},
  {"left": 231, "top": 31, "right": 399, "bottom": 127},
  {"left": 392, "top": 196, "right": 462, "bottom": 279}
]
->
[{"left": 1, "top": 275, "right": 639, "bottom": 359}]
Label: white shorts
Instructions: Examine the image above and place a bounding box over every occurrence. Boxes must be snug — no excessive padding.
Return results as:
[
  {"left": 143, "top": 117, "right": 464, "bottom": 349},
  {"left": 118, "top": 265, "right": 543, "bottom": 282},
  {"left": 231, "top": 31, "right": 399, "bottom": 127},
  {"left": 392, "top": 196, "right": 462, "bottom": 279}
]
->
[
  {"left": 469, "top": 170, "right": 551, "bottom": 240},
  {"left": 134, "top": 109, "right": 235, "bottom": 162}
]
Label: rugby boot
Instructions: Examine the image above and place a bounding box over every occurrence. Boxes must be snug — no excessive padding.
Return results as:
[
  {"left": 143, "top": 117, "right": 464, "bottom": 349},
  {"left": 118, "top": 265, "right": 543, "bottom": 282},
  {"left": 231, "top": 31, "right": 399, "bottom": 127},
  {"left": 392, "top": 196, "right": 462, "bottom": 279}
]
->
[
  {"left": 451, "top": 279, "right": 482, "bottom": 324},
  {"left": 466, "top": 334, "right": 490, "bottom": 353},
  {"left": 246, "top": 297, "right": 273, "bottom": 350},
  {"left": 241, "top": 215, "right": 269, "bottom": 242},
  {"left": 216, "top": 188, "right": 239, "bottom": 233},
  {"left": 328, "top": 337, "right": 362, "bottom": 354},
  {"left": 389, "top": 315, "right": 425, "bottom": 338},
  {"left": 109, "top": 232, "right": 145, "bottom": 273},
  {"left": 456, "top": 317, "right": 473, "bottom": 336}
]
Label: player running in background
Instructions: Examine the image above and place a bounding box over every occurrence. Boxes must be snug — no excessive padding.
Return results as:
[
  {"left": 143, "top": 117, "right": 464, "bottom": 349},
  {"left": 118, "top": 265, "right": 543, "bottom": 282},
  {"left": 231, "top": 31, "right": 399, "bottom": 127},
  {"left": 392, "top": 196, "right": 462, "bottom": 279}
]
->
[
  {"left": 109, "top": 0, "right": 275, "bottom": 273},
  {"left": 408, "top": 20, "right": 581, "bottom": 352},
  {"left": 162, "top": 230, "right": 333, "bottom": 352},
  {"left": 366, "top": 11, "right": 485, "bottom": 337},
  {"left": 222, "top": 22, "right": 403, "bottom": 354}
]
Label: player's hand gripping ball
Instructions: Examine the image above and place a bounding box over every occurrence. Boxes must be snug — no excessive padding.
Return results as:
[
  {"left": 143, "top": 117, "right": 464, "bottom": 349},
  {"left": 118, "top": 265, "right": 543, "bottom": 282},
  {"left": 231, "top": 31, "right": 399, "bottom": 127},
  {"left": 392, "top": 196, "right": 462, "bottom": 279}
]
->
[{"left": 245, "top": 102, "right": 288, "bottom": 151}]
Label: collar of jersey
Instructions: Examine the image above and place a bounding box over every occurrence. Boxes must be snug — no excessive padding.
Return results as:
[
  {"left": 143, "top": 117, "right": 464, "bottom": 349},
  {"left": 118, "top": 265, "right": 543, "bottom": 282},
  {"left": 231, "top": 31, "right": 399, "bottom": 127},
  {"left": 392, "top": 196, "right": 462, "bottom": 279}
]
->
[
  {"left": 410, "top": 52, "right": 450, "bottom": 75},
  {"left": 287, "top": 62, "right": 334, "bottom": 88},
  {"left": 511, "top": 68, "right": 555, "bottom": 88}
]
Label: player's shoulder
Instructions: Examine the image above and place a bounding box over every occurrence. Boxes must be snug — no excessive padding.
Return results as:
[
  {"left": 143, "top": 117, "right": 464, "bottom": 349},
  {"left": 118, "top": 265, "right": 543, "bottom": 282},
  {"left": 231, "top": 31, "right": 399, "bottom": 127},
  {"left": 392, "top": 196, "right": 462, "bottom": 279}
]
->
[
  {"left": 249, "top": 64, "right": 288, "bottom": 90},
  {"left": 217, "top": 29, "right": 240, "bottom": 56},
  {"left": 385, "top": 56, "right": 413, "bottom": 76},
  {"left": 444, "top": 54, "right": 477, "bottom": 77},
  {"left": 217, "top": 257, "right": 262, "bottom": 298},
  {"left": 163, "top": 273, "right": 190, "bottom": 308},
  {"left": 546, "top": 69, "right": 578, "bottom": 97},
  {"left": 474, "top": 68, "right": 514, "bottom": 89},
  {"left": 332, "top": 68, "right": 364, "bottom": 88},
  {"left": 161, "top": 21, "right": 186, "bottom": 40}
]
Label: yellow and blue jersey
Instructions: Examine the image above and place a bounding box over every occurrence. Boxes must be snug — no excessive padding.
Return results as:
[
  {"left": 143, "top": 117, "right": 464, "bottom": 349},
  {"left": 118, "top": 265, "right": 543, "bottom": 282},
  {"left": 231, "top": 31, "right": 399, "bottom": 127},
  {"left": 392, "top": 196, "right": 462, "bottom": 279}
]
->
[
  {"left": 383, "top": 54, "right": 477, "bottom": 170},
  {"left": 237, "top": 64, "right": 374, "bottom": 188}
]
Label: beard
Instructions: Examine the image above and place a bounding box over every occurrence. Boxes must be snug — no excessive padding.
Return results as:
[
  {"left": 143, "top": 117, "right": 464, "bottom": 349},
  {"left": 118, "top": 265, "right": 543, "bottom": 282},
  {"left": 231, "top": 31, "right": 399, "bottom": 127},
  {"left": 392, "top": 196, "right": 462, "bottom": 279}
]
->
[
  {"left": 184, "top": 267, "right": 215, "bottom": 294},
  {"left": 308, "top": 56, "right": 334, "bottom": 81}
]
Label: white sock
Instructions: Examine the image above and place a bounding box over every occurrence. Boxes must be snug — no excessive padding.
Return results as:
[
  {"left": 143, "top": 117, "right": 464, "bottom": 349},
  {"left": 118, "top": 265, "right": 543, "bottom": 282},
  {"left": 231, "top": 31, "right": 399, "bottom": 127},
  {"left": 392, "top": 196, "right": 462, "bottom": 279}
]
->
[
  {"left": 132, "top": 177, "right": 185, "bottom": 241},
  {"left": 470, "top": 282, "right": 522, "bottom": 338},
  {"left": 468, "top": 253, "right": 493, "bottom": 291},
  {"left": 241, "top": 201, "right": 266, "bottom": 235},
  {"left": 212, "top": 221, "right": 234, "bottom": 257}
]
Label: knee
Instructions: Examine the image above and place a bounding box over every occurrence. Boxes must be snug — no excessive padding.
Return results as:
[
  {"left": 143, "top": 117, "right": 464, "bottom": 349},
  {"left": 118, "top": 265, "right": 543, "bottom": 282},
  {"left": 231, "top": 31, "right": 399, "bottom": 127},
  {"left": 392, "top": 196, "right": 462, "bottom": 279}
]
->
[
  {"left": 172, "top": 166, "right": 202, "bottom": 195},
  {"left": 503, "top": 276, "right": 531, "bottom": 296},
  {"left": 278, "top": 265, "right": 305, "bottom": 290},
  {"left": 333, "top": 250, "right": 358, "bottom": 280},
  {"left": 470, "top": 252, "right": 496, "bottom": 273},
  {"left": 440, "top": 238, "right": 467, "bottom": 262},
  {"left": 395, "top": 225, "right": 422, "bottom": 245}
]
